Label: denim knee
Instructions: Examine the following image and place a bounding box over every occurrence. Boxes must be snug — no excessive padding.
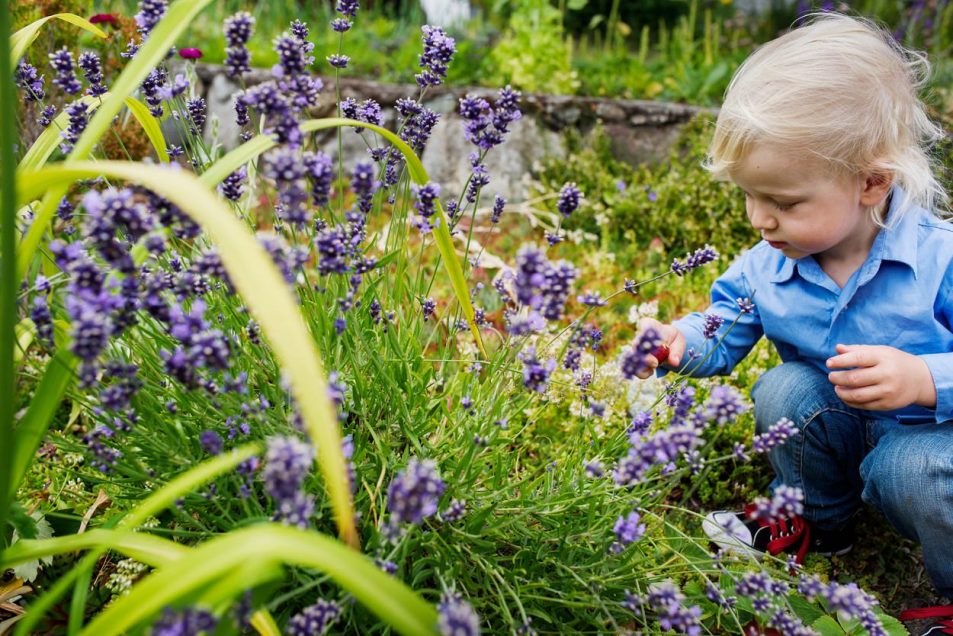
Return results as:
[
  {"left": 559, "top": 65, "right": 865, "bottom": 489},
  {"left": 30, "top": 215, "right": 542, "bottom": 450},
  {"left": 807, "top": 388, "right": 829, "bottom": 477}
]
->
[
  {"left": 861, "top": 426, "right": 953, "bottom": 540},
  {"left": 752, "top": 361, "right": 842, "bottom": 434}
]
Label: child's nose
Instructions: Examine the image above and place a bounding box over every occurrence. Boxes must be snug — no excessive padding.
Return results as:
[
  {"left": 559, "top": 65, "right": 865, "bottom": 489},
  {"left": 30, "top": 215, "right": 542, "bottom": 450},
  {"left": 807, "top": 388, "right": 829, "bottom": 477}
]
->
[{"left": 748, "top": 202, "right": 777, "bottom": 231}]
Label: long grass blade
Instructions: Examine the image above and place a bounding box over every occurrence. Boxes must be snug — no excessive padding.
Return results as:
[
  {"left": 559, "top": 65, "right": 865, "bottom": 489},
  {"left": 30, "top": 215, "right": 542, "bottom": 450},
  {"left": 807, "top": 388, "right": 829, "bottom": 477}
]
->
[
  {"left": 10, "top": 443, "right": 260, "bottom": 636},
  {"left": 202, "top": 117, "right": 487, "bottom": 357},
  {"left": 10, "top": 13, "right": 107, "bottom": 63},
  {"left": 76, "top": 525, "right": 437, "bottom": 636},
  {"left": 17, "top": 161, "right": 358, "bottom": 546},
  {"left": 2, "top": 529, "right": 188, "bottom": 568},
  {"left": 8, "top": 351, "right": 77, "bottom": 501},
  {"left": 16, "top": 0, "right": 212, "bottom": 280}
]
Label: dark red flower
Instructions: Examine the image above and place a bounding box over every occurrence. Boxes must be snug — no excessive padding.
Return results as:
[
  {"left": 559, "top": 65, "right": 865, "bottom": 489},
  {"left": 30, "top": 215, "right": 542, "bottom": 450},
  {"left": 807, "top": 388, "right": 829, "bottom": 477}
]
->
[
  {"left": 89, "top": 13, "right": 119, "bottom": 25},
  {"left": 178, "top": 48, "right": 203, "bottom": 60}
]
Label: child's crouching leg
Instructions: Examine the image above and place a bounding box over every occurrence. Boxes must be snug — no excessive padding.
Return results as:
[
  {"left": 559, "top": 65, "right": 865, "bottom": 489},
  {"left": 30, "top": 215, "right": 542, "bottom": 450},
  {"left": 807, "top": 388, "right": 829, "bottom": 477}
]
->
[
  {"left": 751, "top": 361, "right": 867, "bottom": 531},
  {"left": 860, "top": 424, "right": 953, "bottom": 597}
]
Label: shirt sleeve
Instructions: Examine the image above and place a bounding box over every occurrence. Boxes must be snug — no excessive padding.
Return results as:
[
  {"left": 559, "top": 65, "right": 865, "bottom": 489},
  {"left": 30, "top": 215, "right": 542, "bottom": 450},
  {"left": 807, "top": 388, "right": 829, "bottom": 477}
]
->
[
  {"left": 921, "top": 354, "right": 953, "bottom": 423},
  {"left": 667, "top": 251, "right": 765, "bottom": 378}
]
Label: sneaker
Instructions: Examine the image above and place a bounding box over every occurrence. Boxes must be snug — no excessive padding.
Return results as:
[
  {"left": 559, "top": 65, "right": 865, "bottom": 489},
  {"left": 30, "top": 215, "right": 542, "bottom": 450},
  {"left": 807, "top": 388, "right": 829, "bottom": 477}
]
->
[
  {"left": 899, "top": 605, "right": 953, "bottom": 635},
  {"left": 702, "top": 503, "right": 854, "bottom": 564}
]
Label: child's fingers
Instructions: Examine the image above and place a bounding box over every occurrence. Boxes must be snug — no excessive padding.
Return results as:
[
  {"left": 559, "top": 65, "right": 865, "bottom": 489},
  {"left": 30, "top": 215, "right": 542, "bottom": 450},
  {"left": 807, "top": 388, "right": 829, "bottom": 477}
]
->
[
  {"left": 827, "top": 368, "right": 878, "bottom": 388},
  {"left": 826, "top": 344, "right": 878, "bottom": 369},
  {"left": 665, "top": 328, "right": 687, "bottom": 367},
  {"left": 833, "top": 383, "right": 882, "bottom": 406}
]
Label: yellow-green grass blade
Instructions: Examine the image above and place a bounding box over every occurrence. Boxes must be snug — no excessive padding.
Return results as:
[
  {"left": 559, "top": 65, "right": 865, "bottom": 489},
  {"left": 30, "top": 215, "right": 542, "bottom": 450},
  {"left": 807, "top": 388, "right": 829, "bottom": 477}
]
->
[
  {"left": 79, "top": 525, "right": 437, "bottom": 636},
  {"left": 122, "top": 96, "right": 169, "bottom": 163},
  {"left": 17, "top": 162, "right": 358, "bottom": 547},
  {"left": 16, "top": 0, "right": 212, "bottom": 281},
  {"left": 202, "top": 117, "right": 487, "bottom": 358},
  {"left": 13, "top": 318, "right": 34, "bottom": 365},
  {"left": 10, "top": 13, "right": 106, "bottom": 63},
  {"left": 9, "top": 350, "right": 77, "bottom": 501},
  {"left": 9, "top": 443, "right": 261, "bottom": 636},
  {"left": 2, "top": 529, "right": 188, "bottom": 568},
  {"left": 17, "top": 95, "right": 168, "bottom": 174}
]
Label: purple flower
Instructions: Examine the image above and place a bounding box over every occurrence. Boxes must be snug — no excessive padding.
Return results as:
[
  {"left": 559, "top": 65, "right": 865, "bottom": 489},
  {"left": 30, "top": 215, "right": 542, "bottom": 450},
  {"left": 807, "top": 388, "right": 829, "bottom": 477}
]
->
[
  {"left": 737, "top": 297, "right": 755, "bottom": 314},
  {"left": 386, "top": 458, "right": 446, "bottom": 525},
  {"left": 613, "top": 423, "right": 700, "bottom": 486},
  {"left": 619, "top": 328, "right": 663, "bottom": 379},
  {"left": 331, "top": 17, "right": 352, "bottom": 32},
  {"left": 199, "top": 429, "right": 223, "bottom": 455},
  {"left": 613, "top": 510, "right": 646, "bottom": 547},
  {"left": 31, "top": 296, "right": 53, "bottom": 347},
  {"left": 219, "top": 166, "right": 247, "bottom": 202},
  {"left": 265, "top": 148, "right": 310, "bottom": 227},
  {"left": 134, "top": 0, "right": 167, "bottom": 36},
  {"left": 701, "top": 385, "right": 748, "bottom": 426},
  {"left": 556, "top": 182, "right": 582, "bottom": 217},
  {"left": 287, "top": 599, "right": 342, "bottom": 636},
  {"left": 422, "top": 297, "right": 436, "bottom": 320},
  {"left": 314, "top": 225, "right": 351, "bottom": 275},
  {"left": 416, "top": 25, "right": 456, "bottom": 88},
  {"left": 225, "top": 12, "right": 255, "bottom": 46},
  {"left": 303, "top": 151, "right": 333, "bottom": 206},
  {"left": 274, "top": 32, "right": 309, "bottom": 76},
  {"left": 152, "top": 607, "right": 216, "bottom": 636},
  {"left": 752, "top": 417, "right": 799, "bottom": 454},
  {"left": 441, "top": 498, "right": 466, "bottom": 522},
  {"left": 642, "top": 581, "right": 702, "bottom": 636},
  {"left": 16, "top": 60, "right": 45, "bottom": 101},
  {"left": 490, "top": 194, "right": 505, "bottom": 223},
  {"left": 264, "top": 435, "right": 315, "bottom": 528},
  {"left": 412, "top": 182, "right": 441, "bottom": 234},
  {"left": 336, "top": 0, "right": 359, "bottom": 17},
  {"left": 140, "top": 68, "right": 167, "bottom": 117},
  {"left": 748, "top": 485, "right": 804, "bottom": 523},
  {"left": 178, "top": 47, "right": 203, "bottom": 60},
  {"left": 459, "top": 86, "right": 522, "bottom": 151},
  {"left": 49, "top": 47, "right": 82, "bottom": 95},
  {"left": 576, "top": 291, "right": 606, "bottom": 307},
  {"left": 38, "top": 105, "right": 56, "bottom": 127},
  {"left": 327, "top": 54, "right": 350, "bottom": 69},
  {"left": 519, "top": 347, "right": 556, "bottom": 393},
  {"left": 702, "top": 313, "right": 724, "bottom": 339},
  {"left": 186, "top": 97, "right": 206, "bottom": 135},
  {"left": 671, "top": 245, "right": 718, "bottom": 276},
  {"left": 437, "top": 593, "right": 481, "bottom": 636}
]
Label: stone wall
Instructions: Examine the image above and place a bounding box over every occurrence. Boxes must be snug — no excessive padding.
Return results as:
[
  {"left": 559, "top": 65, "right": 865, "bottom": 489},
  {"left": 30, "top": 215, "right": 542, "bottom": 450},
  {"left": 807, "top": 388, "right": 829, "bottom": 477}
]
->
[{"left": 191, "top": 64, "right": 711, "bottom": 202}]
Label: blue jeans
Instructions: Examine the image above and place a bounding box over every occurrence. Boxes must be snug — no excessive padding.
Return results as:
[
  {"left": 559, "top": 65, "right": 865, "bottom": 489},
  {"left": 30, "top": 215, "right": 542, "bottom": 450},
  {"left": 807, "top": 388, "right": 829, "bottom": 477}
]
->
[{"left": 752, "top": 361, "right": 953, "bottom": 596}]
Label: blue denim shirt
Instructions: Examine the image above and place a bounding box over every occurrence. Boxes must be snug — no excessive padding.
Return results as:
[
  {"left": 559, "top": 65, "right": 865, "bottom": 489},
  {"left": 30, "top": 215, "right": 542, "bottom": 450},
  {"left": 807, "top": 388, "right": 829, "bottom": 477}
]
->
[{"left": 672, "top": 187, "right": 953, "bottom": 424}]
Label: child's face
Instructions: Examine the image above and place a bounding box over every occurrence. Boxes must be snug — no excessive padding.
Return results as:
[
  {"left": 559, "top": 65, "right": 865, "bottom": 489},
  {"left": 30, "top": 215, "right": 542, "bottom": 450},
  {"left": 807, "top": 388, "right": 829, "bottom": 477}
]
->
[{"left": 731, "top": 143, "right": 884, "bottom": 263}]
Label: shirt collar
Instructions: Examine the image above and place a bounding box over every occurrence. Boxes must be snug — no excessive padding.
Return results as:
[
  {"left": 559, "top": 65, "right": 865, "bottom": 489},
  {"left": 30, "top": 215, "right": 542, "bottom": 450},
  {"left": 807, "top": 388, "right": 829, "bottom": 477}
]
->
[{"left": 769, "top": 185, "right": 919, "bottom": 283}]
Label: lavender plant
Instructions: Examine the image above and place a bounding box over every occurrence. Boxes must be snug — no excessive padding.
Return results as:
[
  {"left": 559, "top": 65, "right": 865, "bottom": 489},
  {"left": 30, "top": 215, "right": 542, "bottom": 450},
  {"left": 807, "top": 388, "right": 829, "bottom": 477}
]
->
[{"left": 1, "top": 2, "right": 906, "bottom": 635}]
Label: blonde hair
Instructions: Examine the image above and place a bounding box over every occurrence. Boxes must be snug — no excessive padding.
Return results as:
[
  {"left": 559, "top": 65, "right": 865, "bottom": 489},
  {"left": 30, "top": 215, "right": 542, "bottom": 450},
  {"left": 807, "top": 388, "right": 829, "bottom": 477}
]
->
[{"left": 706, "top": 12, "right": 949, "bottom": 222}]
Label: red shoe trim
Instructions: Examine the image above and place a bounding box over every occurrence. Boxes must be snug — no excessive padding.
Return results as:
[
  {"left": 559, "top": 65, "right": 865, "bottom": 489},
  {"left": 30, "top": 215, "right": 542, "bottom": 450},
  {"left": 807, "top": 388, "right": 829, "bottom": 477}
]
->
[
  {"left": 743, "top": 504, "right": 811, "bottom": 565},
  {"left": 899, "top": 605, "right": 953, "bottom": 621}
]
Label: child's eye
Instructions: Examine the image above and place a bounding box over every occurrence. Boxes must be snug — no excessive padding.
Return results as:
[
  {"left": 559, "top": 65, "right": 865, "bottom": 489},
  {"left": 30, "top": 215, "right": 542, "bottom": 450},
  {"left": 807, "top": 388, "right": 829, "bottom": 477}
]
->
[{"left": 775, "top": 201, "right": 797, "bottom": 211}]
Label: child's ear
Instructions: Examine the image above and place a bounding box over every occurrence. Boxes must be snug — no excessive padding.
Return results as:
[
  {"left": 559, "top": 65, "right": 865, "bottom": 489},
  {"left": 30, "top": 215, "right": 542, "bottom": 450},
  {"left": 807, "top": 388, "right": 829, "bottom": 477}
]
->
[{"left": 860, "top": 171, "right": 892, "bottom": 206}]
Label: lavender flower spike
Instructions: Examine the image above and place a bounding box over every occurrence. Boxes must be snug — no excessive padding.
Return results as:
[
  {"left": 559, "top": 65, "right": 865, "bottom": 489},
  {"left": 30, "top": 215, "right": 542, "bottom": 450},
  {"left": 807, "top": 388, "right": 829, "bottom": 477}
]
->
[{"left": 387, "top": 458, "right": 446, "bottom": 525}]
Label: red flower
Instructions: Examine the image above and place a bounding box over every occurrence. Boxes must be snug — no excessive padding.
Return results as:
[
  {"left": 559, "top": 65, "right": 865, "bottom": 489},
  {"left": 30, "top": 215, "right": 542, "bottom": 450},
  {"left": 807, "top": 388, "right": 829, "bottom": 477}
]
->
[
  {"left": 178, "top": 48, "right": 203, "bottom": 60},
  {"left": 89, "top": 13, "right": 119, "bottom": 25}
]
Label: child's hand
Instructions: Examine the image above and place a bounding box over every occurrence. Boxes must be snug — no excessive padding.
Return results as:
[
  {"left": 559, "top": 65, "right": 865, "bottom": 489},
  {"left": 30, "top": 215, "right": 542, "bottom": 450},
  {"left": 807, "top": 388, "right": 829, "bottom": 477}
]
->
[
  {"left": 826, "top": 343, "right": 937, "bottom": 410},
  {"left": 635, "top": 318, "right": 687, "bottom": 379}
]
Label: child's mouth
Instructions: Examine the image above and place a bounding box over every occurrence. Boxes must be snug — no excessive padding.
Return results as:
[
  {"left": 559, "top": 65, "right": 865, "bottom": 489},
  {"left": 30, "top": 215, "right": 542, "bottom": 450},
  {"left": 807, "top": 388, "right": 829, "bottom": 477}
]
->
[{"left": 767, "top": 240, "right": 787, "bottom": 249}]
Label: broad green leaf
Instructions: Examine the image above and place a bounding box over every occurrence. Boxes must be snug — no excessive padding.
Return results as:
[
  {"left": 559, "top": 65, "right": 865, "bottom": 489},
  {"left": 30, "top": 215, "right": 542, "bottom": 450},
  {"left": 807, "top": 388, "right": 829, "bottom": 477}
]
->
[
  {"left": 811, "top": 614, "right": 847, "bottom": 636},
  {"left": 17, "top": 162, "right": 357, "bottom": 546},
  {"left": 203, "top": 117, "right": 487, "bottom": 358},
  {"left": 9, "top": 350, "right": 77, "bottom": 500},
  {"left": 10, "top": 13, "right": 106, "bottom": 63},
  {"left": 76, "top": 525, "right": 437, "bottom": 636},
  {"left": 16, "top": 0, "right": 212, "bottom": 281}
]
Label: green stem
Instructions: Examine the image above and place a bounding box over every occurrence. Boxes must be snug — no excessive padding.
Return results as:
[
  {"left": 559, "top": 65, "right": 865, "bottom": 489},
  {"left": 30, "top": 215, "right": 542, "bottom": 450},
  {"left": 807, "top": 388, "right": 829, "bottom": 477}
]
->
[{"left": 1, "top": 0, "right": 19, "bottom": 551}]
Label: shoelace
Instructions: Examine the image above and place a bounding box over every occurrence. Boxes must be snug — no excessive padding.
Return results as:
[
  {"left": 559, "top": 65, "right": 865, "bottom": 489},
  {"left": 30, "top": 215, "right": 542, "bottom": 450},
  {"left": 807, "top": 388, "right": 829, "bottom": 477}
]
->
[
  {"left": 743, "top": 503, "right": 811, "bottom": 564},
  {"left": 899, "top": 605, "right": 953, "bottom": 635}
]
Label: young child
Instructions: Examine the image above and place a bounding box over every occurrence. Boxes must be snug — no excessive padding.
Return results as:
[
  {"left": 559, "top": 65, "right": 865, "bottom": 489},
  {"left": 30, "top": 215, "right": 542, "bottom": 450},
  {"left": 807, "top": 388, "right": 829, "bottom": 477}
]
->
[{"left": 635, "top": 12, "right": 953, "bottom": 616}]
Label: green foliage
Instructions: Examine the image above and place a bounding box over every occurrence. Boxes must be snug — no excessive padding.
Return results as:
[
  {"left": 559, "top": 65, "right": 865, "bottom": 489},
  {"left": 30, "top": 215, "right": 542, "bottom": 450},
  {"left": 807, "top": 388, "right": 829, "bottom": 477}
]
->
[
  {"left": 535, "top": 112, "right": 759, "bottom": 259},
  {"left": 483, "top": 0, "right": 580, "bottom": 94}
]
